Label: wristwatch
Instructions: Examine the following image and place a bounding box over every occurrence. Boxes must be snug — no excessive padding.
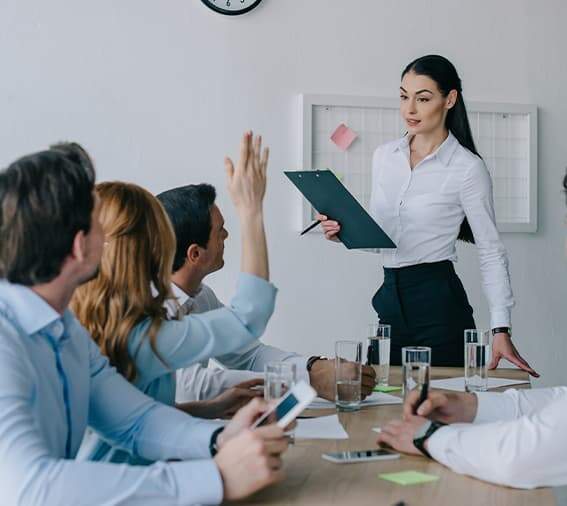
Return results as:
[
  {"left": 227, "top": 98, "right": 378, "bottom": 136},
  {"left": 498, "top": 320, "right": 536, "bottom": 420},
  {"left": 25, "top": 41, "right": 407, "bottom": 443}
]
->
[
  {"left": 413, "top": 420, "right": 447, "bottom": 459},
  {"left": 209, "top": 427, "right": 224, "bottom": 457},
  {"left": 306, "top": 355, "right": 328, "bottom": 371},
  {"left": 492, "top": 327, "right": 511, "bottom": 337}
]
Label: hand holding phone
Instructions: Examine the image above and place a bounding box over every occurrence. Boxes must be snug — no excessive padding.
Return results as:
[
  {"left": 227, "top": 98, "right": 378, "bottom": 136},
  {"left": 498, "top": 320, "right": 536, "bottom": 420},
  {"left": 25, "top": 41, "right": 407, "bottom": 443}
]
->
[{"left": 252, "top": 381, "right": 316, "bottom": 429}]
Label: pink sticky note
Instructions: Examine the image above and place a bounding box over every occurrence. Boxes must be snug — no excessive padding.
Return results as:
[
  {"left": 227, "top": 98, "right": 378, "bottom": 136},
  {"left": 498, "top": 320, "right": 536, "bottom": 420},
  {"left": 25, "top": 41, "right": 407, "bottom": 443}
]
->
[{"left": 330, "top": 123, "right": 358, "bottom": 151}]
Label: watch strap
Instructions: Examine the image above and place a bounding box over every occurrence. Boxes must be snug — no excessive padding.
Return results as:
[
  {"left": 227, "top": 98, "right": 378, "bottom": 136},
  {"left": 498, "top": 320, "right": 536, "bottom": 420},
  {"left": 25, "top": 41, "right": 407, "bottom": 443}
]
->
[
  {"left": 209, "top": 427, "right": 224, "bottom": 457},
  {"left": 413, "top": 420, "right": 447, "bottom": 459},
  {"left": 492, "top": 327, "right": 511, "bottom": 336},
  {"left": 306, "top": 355, "right": 327, "bottom": 371}
]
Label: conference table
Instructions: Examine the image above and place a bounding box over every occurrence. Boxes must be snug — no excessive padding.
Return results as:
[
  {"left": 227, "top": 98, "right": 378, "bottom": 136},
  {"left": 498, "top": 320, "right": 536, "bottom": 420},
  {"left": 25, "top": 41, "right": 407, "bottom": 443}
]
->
[{"left": 240, "top": 367, "right": 555, "bottom": 506}]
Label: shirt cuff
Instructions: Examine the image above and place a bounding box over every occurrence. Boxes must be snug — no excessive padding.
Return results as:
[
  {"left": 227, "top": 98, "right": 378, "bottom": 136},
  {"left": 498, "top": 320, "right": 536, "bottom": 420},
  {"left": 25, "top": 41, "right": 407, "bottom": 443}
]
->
[
  {"left": 424, "top": 425, "right": 455, "bottom": 465},
  {"left": 473, "top": 391, "right": 517, "bottom": 424},
  {"left": 490, "top": 308, "right": 511, "bottom": 330},
  {"left": 170, "top": 459, "right": 224, "bottom": 505}
]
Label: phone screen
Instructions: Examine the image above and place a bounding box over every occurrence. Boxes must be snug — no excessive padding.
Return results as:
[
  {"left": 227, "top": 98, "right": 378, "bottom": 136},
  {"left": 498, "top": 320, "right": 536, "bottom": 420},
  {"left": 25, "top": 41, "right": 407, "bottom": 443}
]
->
[
  {"left": 328, "top": 449, "right": 395, "bottom": 460},
  {"left": 255, "top": 392, "right": 299, "bottom": 427}
]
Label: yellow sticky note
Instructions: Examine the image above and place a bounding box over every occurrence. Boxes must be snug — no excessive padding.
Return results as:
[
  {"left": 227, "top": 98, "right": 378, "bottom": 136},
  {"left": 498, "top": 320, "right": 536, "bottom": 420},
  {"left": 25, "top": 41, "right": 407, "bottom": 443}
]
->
[
  {"left": 378, "top": 471, "right": 440, "bottom": 486},
  {"left": 373, "top": 385, "right": 402, "bottom": 393}
]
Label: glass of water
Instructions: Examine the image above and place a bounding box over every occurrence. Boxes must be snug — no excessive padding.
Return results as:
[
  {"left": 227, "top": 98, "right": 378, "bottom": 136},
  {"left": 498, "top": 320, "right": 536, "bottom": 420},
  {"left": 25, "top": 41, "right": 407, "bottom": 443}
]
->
[
  {"left": 402, "top": 346, "right": 431, "bottom": 401},
  {"left": 367, "top": 323, "right": 391, "bottom": 386},
  {"left": 464, "top": 330, "right": 489, "bottom": 392},
  {"left": 335, "top": 340, "right": 363, "bottom": 411},
  {"left": 264, "top": 362, "right": 297, "bottom": 441}
]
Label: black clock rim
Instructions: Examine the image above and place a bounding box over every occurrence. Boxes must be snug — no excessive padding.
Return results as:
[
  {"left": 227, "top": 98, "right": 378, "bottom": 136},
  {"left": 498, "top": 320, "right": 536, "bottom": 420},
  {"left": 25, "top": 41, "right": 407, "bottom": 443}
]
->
[{"left": 201, "top": 0, "right": 263, "bottom": 16}]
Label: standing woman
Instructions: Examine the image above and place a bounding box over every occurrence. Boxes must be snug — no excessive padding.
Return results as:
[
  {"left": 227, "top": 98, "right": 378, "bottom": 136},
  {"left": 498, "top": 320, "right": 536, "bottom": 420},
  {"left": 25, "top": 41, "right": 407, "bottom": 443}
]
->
[{"left": 319, "top": 55, "right": 537, "bottom": 375}]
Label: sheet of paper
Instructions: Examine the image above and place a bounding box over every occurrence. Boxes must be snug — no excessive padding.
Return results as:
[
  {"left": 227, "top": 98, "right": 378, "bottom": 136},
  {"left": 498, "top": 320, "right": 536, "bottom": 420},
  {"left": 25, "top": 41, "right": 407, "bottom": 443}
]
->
[
  {"left": 295, "top": 414, "right": 349, "bottom": 440},
  {"left": 308, "top": 392, "right": 402, "bottom": 410},
  {"left": 379, "top": 470, "right": 440, "bottom": 486},
  {"left": 430, "top": 376, "right": 530, "bottom": 392},
  {"left": 373, "top": 385, "right": 402, "bottom": 393},
  {"left": 330, "top": 123, "right": 358, "bottom": 151},
  {"left": 371, "top": 427, "right": 381, "bottom": 433}
]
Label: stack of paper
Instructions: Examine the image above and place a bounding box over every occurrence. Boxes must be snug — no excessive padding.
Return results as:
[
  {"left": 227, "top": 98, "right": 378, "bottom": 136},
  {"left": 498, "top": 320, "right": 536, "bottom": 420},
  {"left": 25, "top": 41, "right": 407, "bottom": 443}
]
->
[
  {"left": 295, "top": 415, "right": 349, "bottom": 440},
  {"left": 308, "top": 392, "right": 402, "bottom": 410},
  {"left": 430, "top": 376, "right": 529, "bottom": 392}
]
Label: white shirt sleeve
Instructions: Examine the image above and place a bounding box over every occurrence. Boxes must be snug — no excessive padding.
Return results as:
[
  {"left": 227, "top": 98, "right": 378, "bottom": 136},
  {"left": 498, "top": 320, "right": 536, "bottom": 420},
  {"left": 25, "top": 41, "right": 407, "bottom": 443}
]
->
[
  {"left": 427, "top": 387, "right": 567, "bottom": 489},
  {"left": 459, "top": 159, "right": 514, "bottom": 328},
  {"left": 175, "top": 363, "right": 263, "bottom": 402}
]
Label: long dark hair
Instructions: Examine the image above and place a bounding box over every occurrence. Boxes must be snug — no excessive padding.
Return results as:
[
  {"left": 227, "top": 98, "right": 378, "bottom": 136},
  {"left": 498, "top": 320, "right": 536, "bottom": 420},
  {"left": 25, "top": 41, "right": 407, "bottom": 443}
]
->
[{"left": 402, "top": 55, "right": 476, "bottom": 243}]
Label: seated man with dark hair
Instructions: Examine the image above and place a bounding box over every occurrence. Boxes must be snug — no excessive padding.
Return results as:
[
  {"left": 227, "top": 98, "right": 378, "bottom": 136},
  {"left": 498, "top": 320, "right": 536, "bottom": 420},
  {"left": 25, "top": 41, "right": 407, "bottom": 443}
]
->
[
  {"left": 0, "top": 142, "right": 289, "bottom": 505},
  {"left": 157, "top": 182, "right": 377, "bottom": 408},
  {"left": 374, "top": 172, "right": 567, "bottom": 490}
]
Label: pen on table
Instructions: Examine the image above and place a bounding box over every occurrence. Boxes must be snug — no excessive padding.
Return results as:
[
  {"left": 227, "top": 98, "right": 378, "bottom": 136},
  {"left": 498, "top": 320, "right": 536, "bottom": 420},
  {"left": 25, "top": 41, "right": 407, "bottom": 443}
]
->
[
  {"left": 300, "top": 220, "right": 321, "bottom": 236},
  {"left": 414, "top": 381, "right": 429, "bottom": 415}
]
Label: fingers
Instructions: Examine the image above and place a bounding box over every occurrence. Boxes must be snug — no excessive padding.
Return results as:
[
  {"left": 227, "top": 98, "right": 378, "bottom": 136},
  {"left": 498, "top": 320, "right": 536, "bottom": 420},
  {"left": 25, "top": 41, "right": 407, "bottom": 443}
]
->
[
  {"left": 487, "top": 352, "right": 501, "bottom": 370},
  {"left": 237, "top": 397, "right": 269, "bottom": 424},
  {"left": 260, "top": 146, "right": 269, "bottom": 173},
  {"left": 506, "top": 354, "right": 540, "bottom": 377},
  {"left": 263, "top": 437, "right": 290, "bottom": 456},
  {"left": 238, "top": 131, "right": 251, "bottom": 169},
  {"left": 314, "top": 213, "right": 327, "bottom": 221},
  {"left": 362, "top": 365, "right": 377, "bottom": 379},
  {"left": 252, "top": 135, "right": 261, "bottom": 172},
  {"left": 224, "top": 157, "right": 235, "bottom": 179},
  {"left": 235, "top": 378, "right": 265, "bottom": 389},
  {"left": 254, "top": 423, "right": 286, "bottom": 440}
]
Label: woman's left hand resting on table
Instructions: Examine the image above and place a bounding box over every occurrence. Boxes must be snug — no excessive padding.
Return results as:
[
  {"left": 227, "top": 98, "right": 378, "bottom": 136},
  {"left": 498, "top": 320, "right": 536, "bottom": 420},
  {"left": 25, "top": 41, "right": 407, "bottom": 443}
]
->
[{"left": 490, "top": 332, "right": 539, "bottom": 378}]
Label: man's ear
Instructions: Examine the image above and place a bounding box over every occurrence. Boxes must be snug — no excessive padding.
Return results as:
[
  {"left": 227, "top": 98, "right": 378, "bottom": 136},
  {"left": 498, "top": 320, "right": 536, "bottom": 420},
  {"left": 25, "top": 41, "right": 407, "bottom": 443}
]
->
[
  {"left": 71, "top": 230, "right": 88, "bottom": 262},
  {"left": 446, "top": 89, "right": 458, "bottom": 110},
  {"left": 186, "top": 243, "right": 201, "bottom": 265}
]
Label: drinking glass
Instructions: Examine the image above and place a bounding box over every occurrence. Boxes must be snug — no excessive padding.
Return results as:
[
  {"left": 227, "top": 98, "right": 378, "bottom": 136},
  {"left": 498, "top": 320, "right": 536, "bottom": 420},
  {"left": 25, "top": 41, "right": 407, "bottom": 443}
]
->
[
  {"left": 335, "top": 340, "right": 362, "bottom": 411},
  {"left": 367, "top": 323, "right": 391, "bottom": 386},
  {"left": 464, "top": 330, "right": 489, "bottom": 392},
  {"left": 264, "top": 362, "right": 297, "bottom": 441},
  {"left": 402, "top": 346, "right": 431, "bottom": 401}
]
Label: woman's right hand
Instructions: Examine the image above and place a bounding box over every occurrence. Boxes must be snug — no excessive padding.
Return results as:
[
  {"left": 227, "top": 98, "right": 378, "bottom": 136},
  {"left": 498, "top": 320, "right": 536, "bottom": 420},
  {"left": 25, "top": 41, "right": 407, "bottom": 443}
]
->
[{"left": 315, "top": 213, "right": 341, "bottom": 242}]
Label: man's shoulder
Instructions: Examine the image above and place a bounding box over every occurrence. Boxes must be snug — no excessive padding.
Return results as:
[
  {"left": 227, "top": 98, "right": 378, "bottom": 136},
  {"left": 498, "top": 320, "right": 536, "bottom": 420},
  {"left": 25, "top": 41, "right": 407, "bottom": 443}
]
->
[{"left": 195, "top": 283, "right": 224, "bottom": 311}]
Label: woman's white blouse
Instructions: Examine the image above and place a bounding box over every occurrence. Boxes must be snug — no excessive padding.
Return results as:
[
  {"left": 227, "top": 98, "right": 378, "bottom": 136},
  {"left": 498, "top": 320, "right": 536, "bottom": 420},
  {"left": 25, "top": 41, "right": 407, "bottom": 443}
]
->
[{"left": 369, "top": 132, "right": 514, "bottom": 329}]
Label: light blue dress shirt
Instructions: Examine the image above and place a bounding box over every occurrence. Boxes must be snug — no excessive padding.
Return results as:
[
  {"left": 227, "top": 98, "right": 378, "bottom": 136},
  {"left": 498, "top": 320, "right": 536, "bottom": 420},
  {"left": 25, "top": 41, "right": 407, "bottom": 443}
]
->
[
  {"left": 0, "top": 275, "right": 274, "bottom": 505},
  {"left": 79, "top": 272, "right": 277, "bottom": 464}
]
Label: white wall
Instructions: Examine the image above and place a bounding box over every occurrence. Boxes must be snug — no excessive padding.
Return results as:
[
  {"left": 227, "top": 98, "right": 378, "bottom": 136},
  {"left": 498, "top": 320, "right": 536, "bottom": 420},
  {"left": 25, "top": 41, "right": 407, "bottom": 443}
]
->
[{"left": 1, "top": 0, "right": 566, "bottom": 386}]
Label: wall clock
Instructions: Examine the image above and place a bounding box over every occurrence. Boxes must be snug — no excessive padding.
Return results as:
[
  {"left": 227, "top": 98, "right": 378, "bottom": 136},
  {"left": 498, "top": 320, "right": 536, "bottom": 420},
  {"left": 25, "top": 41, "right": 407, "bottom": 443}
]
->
[{"left": 201, "top": 0, "right": 263, "bottom": 16}]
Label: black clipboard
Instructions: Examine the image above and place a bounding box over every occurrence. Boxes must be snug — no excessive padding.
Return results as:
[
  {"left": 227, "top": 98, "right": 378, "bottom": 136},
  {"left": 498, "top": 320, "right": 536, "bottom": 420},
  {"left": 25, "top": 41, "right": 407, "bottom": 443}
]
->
[{"left": 284, "top": 170, "right": 396, "bottom": 249}]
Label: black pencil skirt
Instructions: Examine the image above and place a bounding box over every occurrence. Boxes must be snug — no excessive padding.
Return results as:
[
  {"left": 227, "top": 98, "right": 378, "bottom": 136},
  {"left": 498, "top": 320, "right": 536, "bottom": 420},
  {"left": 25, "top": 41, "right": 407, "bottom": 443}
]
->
[{"left": 371, "top": 260, "right": 476, "bottom": 367}]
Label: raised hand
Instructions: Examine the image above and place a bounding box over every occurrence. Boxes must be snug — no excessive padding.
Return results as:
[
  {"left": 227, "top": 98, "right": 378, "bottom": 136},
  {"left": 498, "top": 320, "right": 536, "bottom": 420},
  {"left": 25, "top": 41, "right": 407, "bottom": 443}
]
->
[{"left": 225, "top": 131, "right": 269, "bottom": 217}]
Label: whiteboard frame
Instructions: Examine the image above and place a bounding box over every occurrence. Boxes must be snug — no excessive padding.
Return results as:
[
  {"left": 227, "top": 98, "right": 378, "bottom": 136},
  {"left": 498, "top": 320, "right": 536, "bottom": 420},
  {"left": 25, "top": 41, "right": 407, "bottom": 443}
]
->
[{"left": 299, "top": 93, "right": 538, "bottom": 233}]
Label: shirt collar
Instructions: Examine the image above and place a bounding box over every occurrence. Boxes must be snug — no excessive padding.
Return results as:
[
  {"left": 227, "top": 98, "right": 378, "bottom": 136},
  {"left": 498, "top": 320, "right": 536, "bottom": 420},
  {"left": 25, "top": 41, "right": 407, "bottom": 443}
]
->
[
  {"left": 393, "top": 131, "right": 459, "bottom": 166},
  {"left": 0, "top": 280, "right": 65, "bottom": 337},
  {"left": 171, "top": 282, "right": 203, "bottom": 307}
]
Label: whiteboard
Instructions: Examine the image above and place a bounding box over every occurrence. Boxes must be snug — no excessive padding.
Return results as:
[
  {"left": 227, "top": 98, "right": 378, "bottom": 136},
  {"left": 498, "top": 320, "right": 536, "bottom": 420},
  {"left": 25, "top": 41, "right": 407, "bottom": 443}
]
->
[{"left": 299, "top": 94, "right": 538, "bottom": 233}]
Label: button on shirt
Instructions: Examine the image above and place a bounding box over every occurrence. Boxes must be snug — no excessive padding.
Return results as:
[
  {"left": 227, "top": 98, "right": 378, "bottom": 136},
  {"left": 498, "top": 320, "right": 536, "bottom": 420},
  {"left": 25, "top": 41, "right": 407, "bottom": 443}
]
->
[
  {"left": 427, "top": 387, "right": 567, "bottom": 489},
  {"left": 370, "top": 133, "right": 514, "bottom": 328},
  {"left": 172, "top": 282, "right": 309, "bottom": 403},
  {"left": 0, "top": 281, "right": 226, "bottom": 505}
]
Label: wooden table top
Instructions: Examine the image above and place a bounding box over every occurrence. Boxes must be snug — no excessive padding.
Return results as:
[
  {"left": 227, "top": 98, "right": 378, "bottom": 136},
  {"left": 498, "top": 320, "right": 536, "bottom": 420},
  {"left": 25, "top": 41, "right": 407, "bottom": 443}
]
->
[{"left": 238, "top": 367, "right": 555, "bottom": 506}]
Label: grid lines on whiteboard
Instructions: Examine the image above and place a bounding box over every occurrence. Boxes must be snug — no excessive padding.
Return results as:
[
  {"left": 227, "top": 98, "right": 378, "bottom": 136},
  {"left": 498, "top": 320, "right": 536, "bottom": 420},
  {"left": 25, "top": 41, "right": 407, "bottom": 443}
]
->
[{"left": 306, "top": 96, "right": 537, "bottom": 233}]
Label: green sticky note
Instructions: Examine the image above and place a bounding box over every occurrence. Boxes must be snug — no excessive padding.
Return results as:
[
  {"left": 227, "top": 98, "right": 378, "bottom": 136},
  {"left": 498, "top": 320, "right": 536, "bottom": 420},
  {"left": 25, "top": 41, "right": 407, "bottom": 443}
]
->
[
  {"left": 373, "top": 385, "right": 402, "bottom": 393},
  {"left": 378, "top": 471, "right": 440, "bottom": 486}
]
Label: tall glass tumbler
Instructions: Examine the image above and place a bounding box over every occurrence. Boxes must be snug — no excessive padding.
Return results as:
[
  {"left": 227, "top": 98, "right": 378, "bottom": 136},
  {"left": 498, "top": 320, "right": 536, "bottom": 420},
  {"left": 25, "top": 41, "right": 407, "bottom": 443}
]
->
[
  {"left": 264, "top": 362, "right": 297, "bottom": 441},
  {"left": 367, "top": 323, "right": 391, "bottom": 386},
  {"left": 464, "top": 330, "right": 489, "bottom": 392},
  {"left": 335, "top": 340, "right": 363, "bottom": 411},
  {"left": 402, "top": 346, "right": 431, "bottom": 401}
]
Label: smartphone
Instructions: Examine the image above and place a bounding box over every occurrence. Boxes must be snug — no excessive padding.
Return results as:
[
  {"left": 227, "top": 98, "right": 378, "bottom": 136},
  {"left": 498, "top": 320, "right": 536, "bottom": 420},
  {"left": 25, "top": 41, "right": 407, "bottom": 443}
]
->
[
  {"left": 252, "top": 380, "right": 317, "bottom": 429},
  {"left": 321, "top": 449, "right": 400, "bottom": 464}
]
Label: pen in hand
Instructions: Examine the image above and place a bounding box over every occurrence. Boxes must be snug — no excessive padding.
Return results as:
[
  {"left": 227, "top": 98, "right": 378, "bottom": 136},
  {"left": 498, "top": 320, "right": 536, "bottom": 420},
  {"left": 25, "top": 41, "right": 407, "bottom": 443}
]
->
[
  {"left": 300, "top": 220, "right": 321, "bottom": 236},
  {"left": 414, "top": 381, "right": 429, "bottom": 415}
]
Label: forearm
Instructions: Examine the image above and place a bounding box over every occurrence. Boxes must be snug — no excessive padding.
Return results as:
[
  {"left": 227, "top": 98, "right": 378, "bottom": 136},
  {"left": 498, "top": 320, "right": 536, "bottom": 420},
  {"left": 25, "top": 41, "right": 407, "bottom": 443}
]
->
[
  {"left": 176, "top": 400, "right": 220, "bottom": 419},
  {"left": 428, "top": 397, "right": 567, "bottom": 488},
  {"left": 239, "top": 210, "right": 269, "bottom": 280},
  {"left": 474, "top": 387, "right": 567, "bottom": 423},
  {"left": 15, "top": 457, "right": 222, "bottom": 506}
]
